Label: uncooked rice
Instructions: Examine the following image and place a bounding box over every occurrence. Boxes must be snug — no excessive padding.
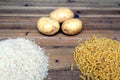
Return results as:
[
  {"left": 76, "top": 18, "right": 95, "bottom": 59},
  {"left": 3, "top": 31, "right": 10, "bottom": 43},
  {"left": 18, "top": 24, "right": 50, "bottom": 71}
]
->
[{"left": 0, "top": 38, "right": 49, "bottom": 80}]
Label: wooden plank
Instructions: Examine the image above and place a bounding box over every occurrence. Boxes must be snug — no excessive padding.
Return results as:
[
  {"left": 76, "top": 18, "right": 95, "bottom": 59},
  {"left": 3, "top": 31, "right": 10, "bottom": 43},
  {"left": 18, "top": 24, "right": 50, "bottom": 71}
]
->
[
  {"left": 46, "top": 48, "right": 75, "bottom": 69},
  {"left": 1, "top": 22, "right": 119, "bottom": 30},
  {"left": 0, "top": 6, "right": 119, "bottom": 17},
  {"left": 45, "top": 69, "right": 80, "bottom": 80},
  {"left": 0, "top": 6, "right": 120, "bottom": 11},
  {"left": 0, "top": 30, "right": 119, "bottom": 46},
  {"left": 0, "top": 17, "right": 119, "bottom": 30},
  {"left": 0, "top": 1, "right": 120, "bottom": 7},
  {"left": 0, "top": 17, "right": 119, "bottom": 23},
  {"left": 0, "top": 13, "right": 120, "bottom": 17}
]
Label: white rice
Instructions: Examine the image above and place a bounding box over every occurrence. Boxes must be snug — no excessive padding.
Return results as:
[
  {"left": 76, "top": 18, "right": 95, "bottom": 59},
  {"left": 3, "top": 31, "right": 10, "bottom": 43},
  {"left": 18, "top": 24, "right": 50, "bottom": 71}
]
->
[{"left": 0, "top": 38, "right": 49, "bottom": 80}]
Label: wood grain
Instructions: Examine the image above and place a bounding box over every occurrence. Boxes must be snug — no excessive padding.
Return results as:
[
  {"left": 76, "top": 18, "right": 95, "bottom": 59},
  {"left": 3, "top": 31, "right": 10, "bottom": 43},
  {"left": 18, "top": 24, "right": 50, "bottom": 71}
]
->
[
  {"left": 0, "top": 0, "right": 120, "bottom": 7},
  {"left": 0, "top": 0, "right": 120, "bottom": 80},
  {"left": 0, "top": 17, "right": 120, "bottom": 30},
  {"left": 0, "top": 29, "right": 119, "bottom": 79}
]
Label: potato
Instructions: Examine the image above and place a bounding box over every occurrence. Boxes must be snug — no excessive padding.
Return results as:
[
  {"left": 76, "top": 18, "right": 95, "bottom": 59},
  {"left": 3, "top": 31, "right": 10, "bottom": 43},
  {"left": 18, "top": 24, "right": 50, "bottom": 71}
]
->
[
  {"left": 37, "top": 17, "right": 60, "bottom": 35},
  {"left": 61, "top": 19, "right": 82, "bottom": 35},
  {"left": 50, "top": 7, "right": 74, "bottom": 23}
]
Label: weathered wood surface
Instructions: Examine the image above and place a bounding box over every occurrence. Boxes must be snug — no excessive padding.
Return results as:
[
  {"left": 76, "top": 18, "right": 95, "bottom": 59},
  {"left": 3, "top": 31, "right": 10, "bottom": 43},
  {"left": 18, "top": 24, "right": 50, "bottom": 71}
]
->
[
  {"left": 0, "top": 0, "right": 120, "bottom": 7},
  {"left": 0, "top": 0, "right": 120, "bottom": 80}
]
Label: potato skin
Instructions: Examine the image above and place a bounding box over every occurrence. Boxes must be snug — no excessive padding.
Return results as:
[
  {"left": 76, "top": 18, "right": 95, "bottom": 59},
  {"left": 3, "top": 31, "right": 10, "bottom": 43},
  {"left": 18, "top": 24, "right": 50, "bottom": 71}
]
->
[
  {"left": 37, "top": 17, "right": 60, "bottom": 35},
  {"left": 50, "top": 7, "right": 74, "bottom": 23},
  {"left": 62, "top": 19, "right": 82, "bottom": 35}
]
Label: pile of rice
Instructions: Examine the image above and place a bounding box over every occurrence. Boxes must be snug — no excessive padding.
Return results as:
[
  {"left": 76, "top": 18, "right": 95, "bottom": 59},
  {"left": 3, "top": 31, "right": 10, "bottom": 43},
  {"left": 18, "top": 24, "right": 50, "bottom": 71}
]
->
[
  {"left": 0, "top": 38, "right": 49, "bottom": 80},
  {"left": 74, "top": 36, "right": 120, "bottom": 80}
]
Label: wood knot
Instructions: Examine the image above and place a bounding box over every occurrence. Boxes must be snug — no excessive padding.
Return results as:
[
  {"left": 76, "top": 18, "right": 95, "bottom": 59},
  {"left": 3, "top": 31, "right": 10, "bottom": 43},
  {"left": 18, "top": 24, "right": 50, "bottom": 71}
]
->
[
  {"left": 24, "top": 3, "right": 31, "bottom": 7},
  {"left": 55, "top": 59, "right": 59, "bottom": 63},
  {"left": 113, "top": 37, "right": 118, "bottom": 40},
  {"left": 68, "top": 0, "right": 76, "bottom": 2},
  {"left": 25, "top": 32, "right": 29, "bottom": 35},
  {"left": 118, "top": 3, "right": 120, "bottom": 6}
]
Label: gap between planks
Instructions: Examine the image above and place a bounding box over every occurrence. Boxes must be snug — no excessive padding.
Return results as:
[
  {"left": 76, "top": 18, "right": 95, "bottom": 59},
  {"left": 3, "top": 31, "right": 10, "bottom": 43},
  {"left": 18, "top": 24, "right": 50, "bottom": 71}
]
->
[{"left": 0, "top": 13, "right": 120, "bottom": 17}]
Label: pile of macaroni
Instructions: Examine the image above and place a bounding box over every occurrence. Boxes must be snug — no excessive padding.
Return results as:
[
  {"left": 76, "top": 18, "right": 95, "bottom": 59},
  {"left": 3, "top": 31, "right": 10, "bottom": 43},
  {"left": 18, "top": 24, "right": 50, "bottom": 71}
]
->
[{"left": 74, "top": 36, "right": 120, "bottom": 80}]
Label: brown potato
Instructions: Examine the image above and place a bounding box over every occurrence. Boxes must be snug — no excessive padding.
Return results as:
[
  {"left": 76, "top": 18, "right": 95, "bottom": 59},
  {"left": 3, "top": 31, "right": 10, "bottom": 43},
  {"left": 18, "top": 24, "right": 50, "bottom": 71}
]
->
[
  {"left": 62, "top": 19, "right": 82, "bottom": 35},
  {"left": 37, "top": 17, "right": 60, "bottom": 35},
  {"left": 50, "top": 7, "right": 74, "bottom": 23}
]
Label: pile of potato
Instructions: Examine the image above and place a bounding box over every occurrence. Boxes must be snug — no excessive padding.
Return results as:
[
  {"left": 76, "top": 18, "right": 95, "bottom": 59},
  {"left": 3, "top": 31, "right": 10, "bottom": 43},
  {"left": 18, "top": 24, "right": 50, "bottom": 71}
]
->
[{"left": 37, "top": 7, "right": 82, "bottom": 35}]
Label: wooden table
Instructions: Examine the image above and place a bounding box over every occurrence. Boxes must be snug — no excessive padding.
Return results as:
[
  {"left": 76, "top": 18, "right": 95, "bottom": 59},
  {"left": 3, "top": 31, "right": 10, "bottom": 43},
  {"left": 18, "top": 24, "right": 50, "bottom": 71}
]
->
[{"left": 0, "top": 0, "right": 120, "bottom": 80}]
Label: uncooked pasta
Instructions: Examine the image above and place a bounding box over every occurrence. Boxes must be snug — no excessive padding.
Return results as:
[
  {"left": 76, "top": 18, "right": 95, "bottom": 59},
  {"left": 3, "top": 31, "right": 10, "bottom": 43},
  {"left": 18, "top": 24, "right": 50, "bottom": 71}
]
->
[{"left": 74, "top": 36, "right": 120, "bottom": 80}]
